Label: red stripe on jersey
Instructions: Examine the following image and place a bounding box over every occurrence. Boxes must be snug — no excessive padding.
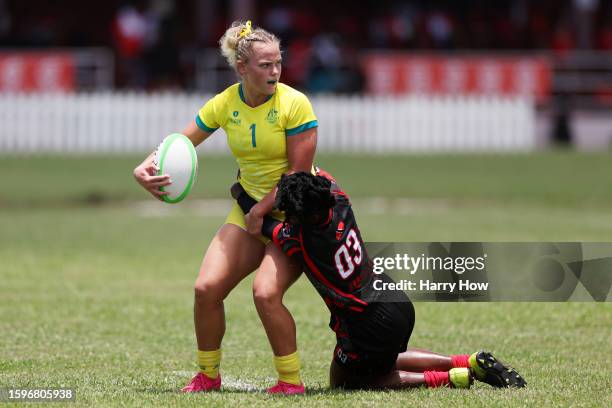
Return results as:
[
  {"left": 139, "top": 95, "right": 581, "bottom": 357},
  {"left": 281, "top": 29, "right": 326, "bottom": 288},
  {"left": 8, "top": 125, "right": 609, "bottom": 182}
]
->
[
  {"left": 286, "top": 247, "right": 301, "bottom": 257},
  {"left": 271, "top": 223, "right": 284, "bottom": 246},
  {"left": 334, "top": 190, "right": 349, "bottom": 199},
  {"left": 299, "top": 230, "right": 368, "bottom": 307}
]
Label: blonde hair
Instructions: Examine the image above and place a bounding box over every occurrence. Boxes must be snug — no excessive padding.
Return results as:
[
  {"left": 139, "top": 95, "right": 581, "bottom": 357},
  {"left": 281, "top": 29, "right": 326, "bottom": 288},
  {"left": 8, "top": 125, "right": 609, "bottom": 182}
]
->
[{"left": 219, "top": 20, "right": 280, "bottom": 70}]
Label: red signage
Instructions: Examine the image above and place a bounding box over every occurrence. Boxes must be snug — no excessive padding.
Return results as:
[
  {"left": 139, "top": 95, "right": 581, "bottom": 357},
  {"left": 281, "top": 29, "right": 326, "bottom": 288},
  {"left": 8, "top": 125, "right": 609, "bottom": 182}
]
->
[
  {"left": 363, "top": 55, "right": 551, "bottom": 102},
  {"left": 0, "top": 53, "right": 75, "bottom": 92}
]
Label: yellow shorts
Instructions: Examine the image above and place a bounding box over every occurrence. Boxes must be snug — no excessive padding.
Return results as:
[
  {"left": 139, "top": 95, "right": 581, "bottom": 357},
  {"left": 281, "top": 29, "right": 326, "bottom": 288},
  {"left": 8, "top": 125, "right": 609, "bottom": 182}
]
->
[{"left": 224, "top": 202, "right": 285, "bottom": 244}]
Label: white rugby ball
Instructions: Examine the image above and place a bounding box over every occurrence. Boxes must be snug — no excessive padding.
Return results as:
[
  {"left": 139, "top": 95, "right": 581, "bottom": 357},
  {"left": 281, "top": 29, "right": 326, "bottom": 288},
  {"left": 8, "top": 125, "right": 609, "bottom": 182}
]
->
[{"left": 154, "top": 133, "right": 198, "bottom": 204}]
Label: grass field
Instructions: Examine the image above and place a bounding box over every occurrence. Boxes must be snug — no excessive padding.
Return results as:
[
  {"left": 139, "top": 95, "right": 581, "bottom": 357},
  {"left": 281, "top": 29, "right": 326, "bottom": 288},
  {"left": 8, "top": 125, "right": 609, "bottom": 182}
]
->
[{"left": 1, "top": 152, "right": 611, "bottom": 407}]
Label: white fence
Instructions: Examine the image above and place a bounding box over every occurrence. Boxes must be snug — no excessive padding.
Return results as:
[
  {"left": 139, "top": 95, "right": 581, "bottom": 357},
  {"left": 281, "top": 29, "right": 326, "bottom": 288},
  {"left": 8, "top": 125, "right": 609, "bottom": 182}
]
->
[{"left": 0, "top": 92, "right": 535, "bottom": 154}]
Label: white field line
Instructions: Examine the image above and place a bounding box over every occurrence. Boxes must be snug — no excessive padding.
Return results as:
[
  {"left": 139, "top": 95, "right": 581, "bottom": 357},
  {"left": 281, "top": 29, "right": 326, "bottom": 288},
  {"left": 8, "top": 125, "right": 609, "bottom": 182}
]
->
[{"left": 133, "top": 198, "right": 450, "bottom": 217}]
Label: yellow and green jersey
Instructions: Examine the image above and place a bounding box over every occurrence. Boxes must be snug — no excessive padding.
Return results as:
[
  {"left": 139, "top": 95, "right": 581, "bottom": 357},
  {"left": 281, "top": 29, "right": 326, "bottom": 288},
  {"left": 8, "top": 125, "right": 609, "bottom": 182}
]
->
[{"left": 196, "top": 82, "right": 318, "bottom": 201}]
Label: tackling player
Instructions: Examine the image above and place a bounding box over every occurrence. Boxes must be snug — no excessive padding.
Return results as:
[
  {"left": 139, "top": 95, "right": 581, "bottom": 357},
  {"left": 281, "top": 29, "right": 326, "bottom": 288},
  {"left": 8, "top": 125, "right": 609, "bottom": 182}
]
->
[{"left": 232, "top": 170, "right": 527, "bottom": 390}]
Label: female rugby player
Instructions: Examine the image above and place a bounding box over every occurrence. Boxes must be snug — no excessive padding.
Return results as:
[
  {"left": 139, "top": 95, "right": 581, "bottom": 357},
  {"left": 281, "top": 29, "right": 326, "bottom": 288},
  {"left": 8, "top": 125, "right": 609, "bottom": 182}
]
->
[
  {"left": 232, "top": 171, "right": 527, "bottom": 390},
  {"left": 133, "top": 21, "right": 317, "bottom": 395}
]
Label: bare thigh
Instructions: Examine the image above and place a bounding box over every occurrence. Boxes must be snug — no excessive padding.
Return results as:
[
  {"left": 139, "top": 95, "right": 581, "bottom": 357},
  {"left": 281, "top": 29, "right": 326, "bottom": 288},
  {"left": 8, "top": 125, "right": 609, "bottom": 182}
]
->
[{"left": 195, "top": 224, "right": 265, "bottom": 303}]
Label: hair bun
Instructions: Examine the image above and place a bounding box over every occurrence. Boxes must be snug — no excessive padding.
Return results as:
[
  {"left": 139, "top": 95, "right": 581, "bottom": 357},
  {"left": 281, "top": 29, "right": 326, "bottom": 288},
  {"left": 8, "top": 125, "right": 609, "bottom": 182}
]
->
[{"left": 218, "top": 20, "right": 280, "bottom": 70}]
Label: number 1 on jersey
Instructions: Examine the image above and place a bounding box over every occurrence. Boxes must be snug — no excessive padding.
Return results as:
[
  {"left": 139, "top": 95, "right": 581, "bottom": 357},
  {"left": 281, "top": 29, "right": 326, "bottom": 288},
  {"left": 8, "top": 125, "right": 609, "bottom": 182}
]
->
[{"left": 250, "top": 123, "right": 256, "bottom": 147}]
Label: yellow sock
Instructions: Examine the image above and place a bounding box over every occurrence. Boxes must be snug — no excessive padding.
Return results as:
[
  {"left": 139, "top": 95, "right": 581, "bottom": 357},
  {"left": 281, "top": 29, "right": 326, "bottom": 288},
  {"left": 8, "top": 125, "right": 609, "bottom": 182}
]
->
[
  {"left": 273, "top": 351, "right": 302, "bottom": 386},
  {"left": 197, "top": 349, "right": 221, "bottom": 379}
]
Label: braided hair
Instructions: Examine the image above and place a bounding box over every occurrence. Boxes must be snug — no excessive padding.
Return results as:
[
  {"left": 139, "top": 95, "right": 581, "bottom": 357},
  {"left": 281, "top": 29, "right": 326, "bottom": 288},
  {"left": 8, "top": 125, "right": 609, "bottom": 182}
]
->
[{"left": 275, "top": 172, "right": 336, "bottom": 225}]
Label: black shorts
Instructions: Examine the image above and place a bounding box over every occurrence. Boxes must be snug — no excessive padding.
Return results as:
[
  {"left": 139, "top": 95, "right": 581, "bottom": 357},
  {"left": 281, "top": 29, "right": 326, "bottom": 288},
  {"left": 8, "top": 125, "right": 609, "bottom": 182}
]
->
[{"left": 333, "top": 299, "right": 415, "bottom": 380}]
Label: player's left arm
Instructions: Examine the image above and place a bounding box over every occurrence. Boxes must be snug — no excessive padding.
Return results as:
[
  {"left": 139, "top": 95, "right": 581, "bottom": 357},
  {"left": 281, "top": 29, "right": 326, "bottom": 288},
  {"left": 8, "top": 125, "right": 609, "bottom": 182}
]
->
[
  {"left": 286, "top": 127, "right": 317, "bottom": 174},
  {"left": 284, "top": 92, "right": 318, "bottom": 175}
]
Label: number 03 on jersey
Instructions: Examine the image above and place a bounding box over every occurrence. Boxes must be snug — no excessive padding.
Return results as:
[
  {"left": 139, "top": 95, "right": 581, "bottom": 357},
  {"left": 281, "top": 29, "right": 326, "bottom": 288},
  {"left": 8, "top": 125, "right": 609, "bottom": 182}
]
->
[{"left": 334, "top": 229, "right": 363, "bottom": 279}]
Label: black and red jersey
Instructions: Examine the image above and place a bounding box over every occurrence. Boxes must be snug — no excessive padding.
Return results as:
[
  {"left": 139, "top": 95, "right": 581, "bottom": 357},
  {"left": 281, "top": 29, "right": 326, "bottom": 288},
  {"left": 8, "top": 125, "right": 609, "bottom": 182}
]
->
[{"left": 235, "top": 170, "right": 378, "bottom": 319}]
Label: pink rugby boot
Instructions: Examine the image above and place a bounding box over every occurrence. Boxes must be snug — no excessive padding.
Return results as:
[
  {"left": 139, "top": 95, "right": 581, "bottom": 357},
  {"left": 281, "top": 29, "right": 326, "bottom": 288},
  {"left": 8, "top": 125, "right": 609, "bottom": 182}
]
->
[
  {"left": 181, "top": 372, "right": 221, "bottom": 393},
  {"left": 266, "top": 380, "right": 305, "bottom": 395}
]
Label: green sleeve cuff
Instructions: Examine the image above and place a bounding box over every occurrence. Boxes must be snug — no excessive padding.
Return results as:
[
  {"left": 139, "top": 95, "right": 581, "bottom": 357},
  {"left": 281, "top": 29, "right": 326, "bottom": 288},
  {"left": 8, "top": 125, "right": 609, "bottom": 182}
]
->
[
  {"left": 196, "top": 115, "right": 218, "bottom": 133},
  {"left": 286, "top": 120, "right": 318, "bottom": 137}
]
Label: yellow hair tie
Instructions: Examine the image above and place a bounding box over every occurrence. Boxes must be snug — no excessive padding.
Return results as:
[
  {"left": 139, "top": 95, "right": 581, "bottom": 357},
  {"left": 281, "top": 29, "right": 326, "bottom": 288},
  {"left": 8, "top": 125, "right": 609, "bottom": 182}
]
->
[{"left": 239, "top": 21, "right": 252, "bottom": 39}]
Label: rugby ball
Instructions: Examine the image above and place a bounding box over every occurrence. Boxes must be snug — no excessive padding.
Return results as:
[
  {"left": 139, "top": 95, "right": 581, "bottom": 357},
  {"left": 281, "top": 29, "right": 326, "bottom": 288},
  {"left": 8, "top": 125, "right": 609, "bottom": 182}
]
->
[{"left": 154, "top": 133, "right": 198, "bottom": 204}]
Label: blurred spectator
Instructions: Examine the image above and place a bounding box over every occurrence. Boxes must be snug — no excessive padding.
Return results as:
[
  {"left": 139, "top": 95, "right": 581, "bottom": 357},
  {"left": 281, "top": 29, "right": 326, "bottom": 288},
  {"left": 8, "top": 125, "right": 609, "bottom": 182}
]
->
[
  {"left": 307, "top": 33, "right": 343, "bottom": 93},
  {"left": 390, "top": 5, "right": 417, "bottom": 48},
  {"left": 144, "top": 0, "right": 181, "bottom": 89},
  {"left": 306, "top": 33, "right": 363, "bottom": 94},
  {"left": 112, "top": 0, "right": 149, "bottom": 88},
  {"left": 425, "top": 10, "right": 455, "bottom": 49}
]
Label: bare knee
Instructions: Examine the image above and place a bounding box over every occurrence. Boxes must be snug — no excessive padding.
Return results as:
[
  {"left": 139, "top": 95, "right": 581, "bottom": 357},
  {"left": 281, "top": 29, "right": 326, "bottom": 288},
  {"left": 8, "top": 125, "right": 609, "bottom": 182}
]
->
[
  {"left": 252, "top": 282, "right": 284, "bottom": 311},
  {"left": 194, "top": 278, "right": 226, "bottom": 308}
]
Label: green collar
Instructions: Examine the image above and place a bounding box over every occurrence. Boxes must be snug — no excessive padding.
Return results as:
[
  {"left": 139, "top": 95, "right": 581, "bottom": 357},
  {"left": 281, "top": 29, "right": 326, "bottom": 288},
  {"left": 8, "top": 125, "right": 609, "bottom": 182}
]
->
[{"left": 239, "top": 83, "right": 273, "bottom": 106}]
